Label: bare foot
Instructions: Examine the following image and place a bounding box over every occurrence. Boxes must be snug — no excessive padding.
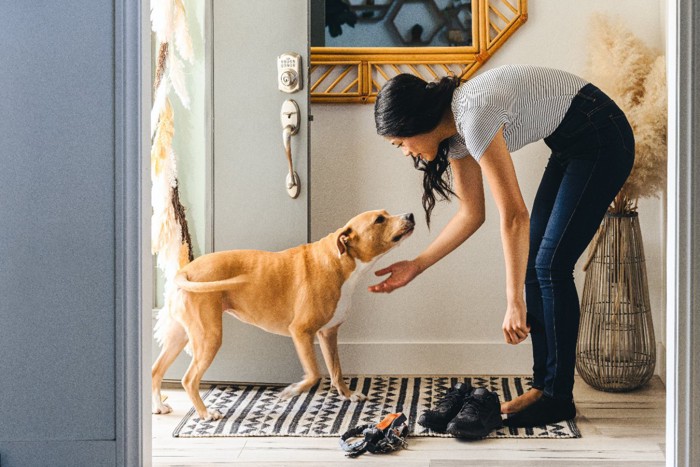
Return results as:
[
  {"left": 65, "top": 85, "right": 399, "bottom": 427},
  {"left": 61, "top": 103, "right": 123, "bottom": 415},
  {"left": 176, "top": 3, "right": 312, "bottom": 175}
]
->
[{"left": 501, "top": 388, "right": 543, "bottom": 414}]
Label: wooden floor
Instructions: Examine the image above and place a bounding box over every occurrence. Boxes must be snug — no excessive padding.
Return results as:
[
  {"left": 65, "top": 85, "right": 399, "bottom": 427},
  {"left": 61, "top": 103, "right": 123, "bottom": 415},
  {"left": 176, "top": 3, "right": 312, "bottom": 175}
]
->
[{"left": 152, "top": 376, "right": 666, "bottom": 466}]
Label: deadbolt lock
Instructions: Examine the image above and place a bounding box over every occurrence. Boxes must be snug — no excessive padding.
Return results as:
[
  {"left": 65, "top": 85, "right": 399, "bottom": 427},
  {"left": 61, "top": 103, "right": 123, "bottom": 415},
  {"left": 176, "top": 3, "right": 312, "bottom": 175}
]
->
[
  {"left": 280, "top": 70, "right": 297, "bottom": 88},
  {"left": 277, "top": 52, "right": 302, "bottom": 93}
]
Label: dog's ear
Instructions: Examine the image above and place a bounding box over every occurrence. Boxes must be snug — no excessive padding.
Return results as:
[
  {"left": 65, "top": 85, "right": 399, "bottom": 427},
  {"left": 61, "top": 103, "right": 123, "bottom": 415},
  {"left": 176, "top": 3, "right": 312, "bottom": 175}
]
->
[{"left": 336, "top": 228, "right": 352, "bottom": 257}]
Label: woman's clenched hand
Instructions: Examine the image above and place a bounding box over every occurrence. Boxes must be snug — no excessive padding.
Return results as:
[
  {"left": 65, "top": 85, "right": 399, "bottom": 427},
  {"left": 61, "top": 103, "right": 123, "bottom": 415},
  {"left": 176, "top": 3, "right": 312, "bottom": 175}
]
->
[{"left": 502, "top": 298, "right": 530, "bottom": 344}]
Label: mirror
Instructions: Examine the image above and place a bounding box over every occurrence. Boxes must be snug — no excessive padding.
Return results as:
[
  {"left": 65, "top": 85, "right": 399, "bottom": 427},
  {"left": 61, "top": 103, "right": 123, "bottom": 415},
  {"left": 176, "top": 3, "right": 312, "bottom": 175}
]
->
[
  {"left": 310, "top": 0, "right": 528, "bottom": 103},
  {"left": 316, "top": 0, "right": 474, "bottom": 48}
]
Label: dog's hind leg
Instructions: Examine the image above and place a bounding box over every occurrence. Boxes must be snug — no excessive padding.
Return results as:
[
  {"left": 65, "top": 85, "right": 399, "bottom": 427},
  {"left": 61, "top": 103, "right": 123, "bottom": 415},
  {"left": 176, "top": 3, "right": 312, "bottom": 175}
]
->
[
  {"left": 151, "top": 318, "right": 189, "bottom": 414},
  {"left": 280, "top": 326, "right": 321, "bottom": 400},
  {"left": 181, "top": 304, "right": 224, "bottom": 421},
  {"left": 318, "top": 325, "right": 367, "bottom": 402}
]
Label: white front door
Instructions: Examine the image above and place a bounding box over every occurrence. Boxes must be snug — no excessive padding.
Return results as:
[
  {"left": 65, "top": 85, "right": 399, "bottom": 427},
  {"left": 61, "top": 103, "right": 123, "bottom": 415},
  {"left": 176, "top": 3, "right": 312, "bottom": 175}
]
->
[{"left": 207, "top": 0, "right": 311, "bottom": 383}]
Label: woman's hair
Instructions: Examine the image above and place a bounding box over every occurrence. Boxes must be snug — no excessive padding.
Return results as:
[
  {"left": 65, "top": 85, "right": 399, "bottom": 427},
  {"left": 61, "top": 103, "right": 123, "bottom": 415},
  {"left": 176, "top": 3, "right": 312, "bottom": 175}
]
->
[{"left": 374, "top": 73, "right": 461, "bottom": 227}]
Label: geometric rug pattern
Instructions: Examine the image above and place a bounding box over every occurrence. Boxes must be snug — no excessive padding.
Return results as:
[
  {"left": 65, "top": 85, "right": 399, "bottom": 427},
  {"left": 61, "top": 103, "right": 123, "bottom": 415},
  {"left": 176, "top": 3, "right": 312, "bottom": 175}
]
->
[{"left": 173, "top": 375, "right": 581, "bottom": 439}]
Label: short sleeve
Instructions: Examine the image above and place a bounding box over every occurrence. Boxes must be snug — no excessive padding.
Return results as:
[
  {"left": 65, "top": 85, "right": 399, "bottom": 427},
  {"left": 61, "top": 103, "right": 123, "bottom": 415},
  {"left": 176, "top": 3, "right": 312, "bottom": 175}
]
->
[
  {"left": 446, "top": 134, "right": 469, "bottom": 160},
  {"left": 459, "top": 105, "right": 509, "bottom": 162}
]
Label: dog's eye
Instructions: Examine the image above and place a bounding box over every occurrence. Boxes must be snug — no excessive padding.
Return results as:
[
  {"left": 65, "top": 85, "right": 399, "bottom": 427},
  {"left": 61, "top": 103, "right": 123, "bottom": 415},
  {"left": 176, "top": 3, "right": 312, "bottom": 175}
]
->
[{"left": 375, "top": 215, "right": 385, "bottom": 224}]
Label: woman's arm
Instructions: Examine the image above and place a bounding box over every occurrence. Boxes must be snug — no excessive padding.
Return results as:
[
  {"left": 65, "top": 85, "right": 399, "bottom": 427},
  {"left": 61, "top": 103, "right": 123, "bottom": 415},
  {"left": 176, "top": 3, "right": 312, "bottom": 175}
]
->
[
  {"left": 478, "top": 127, "right": 531, "bottom": 345},
  {"left": 413, "top": 155, "right": 486, "bottom": 271},
  {"left": 368, "top": 154, "right": 486, "bottom": 292}
]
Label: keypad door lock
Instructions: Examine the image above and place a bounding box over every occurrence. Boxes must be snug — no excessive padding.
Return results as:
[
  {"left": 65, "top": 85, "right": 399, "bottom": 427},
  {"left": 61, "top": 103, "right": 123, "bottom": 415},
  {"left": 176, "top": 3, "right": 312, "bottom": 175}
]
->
[{"left": 277, "top": 52, "right": 302, "bottom": 93}]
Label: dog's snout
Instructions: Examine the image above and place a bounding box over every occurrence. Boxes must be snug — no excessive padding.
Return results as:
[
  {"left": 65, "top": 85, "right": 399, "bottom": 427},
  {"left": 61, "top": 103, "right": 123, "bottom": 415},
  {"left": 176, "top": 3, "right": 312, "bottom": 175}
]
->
[{"left": 403, "top": 213, "right": 415, "bottom": 224}]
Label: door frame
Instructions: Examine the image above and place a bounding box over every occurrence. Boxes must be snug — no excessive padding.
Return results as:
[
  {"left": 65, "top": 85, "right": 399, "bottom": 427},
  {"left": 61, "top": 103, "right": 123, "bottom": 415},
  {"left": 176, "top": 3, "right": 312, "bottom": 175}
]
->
[
  {"left": 117, "top": 0, "right": 151, "bottom": 465},
  {"left": 204, "top": 0, "right": 215, "bottom": 254},
  {"left": 665, "top": 1, "right": 699, "bottom": 465},
  {"left": 124, "top": 1, "right": 699, "bottom": 465}
]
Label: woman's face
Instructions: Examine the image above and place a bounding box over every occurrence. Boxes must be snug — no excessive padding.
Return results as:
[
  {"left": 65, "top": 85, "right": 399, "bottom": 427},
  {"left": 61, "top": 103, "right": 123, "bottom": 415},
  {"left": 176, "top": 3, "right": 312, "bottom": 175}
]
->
[{"left": 385, "top": 132, "right": 440, "bottom": 162}]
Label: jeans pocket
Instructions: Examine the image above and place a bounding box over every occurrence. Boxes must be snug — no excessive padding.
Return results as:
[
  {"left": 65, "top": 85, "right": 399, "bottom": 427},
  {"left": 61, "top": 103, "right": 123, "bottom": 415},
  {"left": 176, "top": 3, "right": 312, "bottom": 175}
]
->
[
  {"left": 555, "top": 110, "right": 593, "bottom": 139},
  {"left": 585, "top": 99, "right": 615, "bottom": 118},
  {"left": 609, "top": 113, "right": 636, "bottom": 157}
]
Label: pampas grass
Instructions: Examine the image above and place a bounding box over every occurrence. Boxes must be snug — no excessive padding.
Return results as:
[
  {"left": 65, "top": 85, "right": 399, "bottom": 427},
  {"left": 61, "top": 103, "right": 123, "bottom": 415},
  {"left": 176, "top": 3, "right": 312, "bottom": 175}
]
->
[
  {"left": 168, "top": 47, "right": 190, "bottom": 109},
  {"left": 174, "top": 0, "right": 194, "bottom": 63},
  {"left": 150, "top": 0, "right": 195, "bottom": 344},
  {"left": 577, "top": 16, "right": 663, "bottom": 389},
  {"left": 586, "top": 14, "right": 667, "bottom": 214}
]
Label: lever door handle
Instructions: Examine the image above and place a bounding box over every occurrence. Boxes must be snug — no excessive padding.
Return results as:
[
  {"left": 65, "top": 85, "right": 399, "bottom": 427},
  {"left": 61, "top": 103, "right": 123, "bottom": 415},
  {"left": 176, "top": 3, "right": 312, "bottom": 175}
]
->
[{"left": 280, "top": 100, "right": 301, "bottom": 199}]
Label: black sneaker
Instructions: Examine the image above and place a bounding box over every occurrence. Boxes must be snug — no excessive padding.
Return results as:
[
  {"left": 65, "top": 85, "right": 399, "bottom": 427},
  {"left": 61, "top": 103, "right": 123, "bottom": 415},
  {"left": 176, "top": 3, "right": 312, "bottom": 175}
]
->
[
  {"left": 418, "top": 382, "right": 472, "bottom": 432},
  {"left": 446, "top": 387, "right": 503, "bottom": 439}
]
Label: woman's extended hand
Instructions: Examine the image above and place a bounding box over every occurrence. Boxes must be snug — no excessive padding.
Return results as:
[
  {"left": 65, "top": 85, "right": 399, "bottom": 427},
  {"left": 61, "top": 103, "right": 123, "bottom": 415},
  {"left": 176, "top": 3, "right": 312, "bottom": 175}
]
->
[
  {"left": 368, "top": 260, "right": 421, "bottom": 293},
  {"left": 502, "top": 298, "right": 530, "bottom": 344}
]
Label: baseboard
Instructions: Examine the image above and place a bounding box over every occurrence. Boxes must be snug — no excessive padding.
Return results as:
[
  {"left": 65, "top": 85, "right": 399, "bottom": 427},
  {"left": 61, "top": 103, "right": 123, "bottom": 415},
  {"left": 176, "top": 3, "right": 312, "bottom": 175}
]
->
[
  {"left": 153, "top": 309, "right": 534, "bottom": 379},
  {"left": 155, "top": 341, "right": 534, "bottom": 382}
]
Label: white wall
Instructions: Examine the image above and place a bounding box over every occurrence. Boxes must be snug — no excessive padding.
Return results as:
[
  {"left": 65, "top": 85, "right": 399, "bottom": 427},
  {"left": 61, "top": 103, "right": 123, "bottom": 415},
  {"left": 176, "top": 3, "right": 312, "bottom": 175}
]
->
[
  {"left": 169, "top": 0, "right": 667, "bottom": 377},
  {"left": 309, "top": 0, "right": 667, "bottom": 375}
]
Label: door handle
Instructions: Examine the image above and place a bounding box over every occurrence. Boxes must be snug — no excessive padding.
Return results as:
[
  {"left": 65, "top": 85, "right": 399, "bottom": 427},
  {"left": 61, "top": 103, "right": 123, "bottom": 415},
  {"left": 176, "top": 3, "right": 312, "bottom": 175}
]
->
[{"left": 280, "top": 100, "right": 301, "bottom": 199}]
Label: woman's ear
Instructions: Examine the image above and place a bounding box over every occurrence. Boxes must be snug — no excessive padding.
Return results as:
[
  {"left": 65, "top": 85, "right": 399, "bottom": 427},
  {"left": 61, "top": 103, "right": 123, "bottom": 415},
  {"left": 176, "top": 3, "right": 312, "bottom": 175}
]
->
[{"left": 336, "top": 228, "right": 352, "bottom": 257}]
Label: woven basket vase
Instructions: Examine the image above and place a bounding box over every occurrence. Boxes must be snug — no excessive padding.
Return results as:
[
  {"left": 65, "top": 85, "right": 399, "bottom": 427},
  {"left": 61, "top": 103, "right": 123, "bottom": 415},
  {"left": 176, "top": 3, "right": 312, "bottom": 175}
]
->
[{"left": 576, "top": 211, "right": 656, "bottom": 392}]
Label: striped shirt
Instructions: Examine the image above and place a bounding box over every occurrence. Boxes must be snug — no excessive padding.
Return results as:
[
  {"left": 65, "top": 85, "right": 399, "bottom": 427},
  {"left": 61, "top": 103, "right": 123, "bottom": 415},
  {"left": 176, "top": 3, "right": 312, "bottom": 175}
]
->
[{"left": 448, "top": 65, "right": 589, "bottom": 162}]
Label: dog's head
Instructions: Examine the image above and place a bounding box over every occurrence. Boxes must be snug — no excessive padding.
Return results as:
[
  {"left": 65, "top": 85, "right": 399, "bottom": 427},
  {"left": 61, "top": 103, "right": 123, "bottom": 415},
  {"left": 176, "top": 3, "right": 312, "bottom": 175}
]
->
[{"left": 336, "top": 210, "right": 415, "bottom": 262}]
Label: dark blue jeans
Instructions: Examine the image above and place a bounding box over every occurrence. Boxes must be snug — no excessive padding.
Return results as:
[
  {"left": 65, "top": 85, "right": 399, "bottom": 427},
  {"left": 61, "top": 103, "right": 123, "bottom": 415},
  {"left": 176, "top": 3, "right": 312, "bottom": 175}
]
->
[{"left": 526, "top": 84, "right": 635, "bottom": 401}]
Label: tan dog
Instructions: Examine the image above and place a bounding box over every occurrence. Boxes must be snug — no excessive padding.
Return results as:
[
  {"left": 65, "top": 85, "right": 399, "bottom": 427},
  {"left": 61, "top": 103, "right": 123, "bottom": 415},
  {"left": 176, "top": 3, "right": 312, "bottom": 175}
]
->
[{"left": 152, "top": 209, "right": 415, "bottom": 420}]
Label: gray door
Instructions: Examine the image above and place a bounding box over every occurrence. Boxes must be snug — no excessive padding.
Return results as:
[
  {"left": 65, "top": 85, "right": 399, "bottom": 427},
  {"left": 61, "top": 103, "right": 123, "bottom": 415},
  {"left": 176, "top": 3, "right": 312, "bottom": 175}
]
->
[
  {"left": 208, "top": 0, "right": 311, "bottom": 383},
  {"left": 0, "top": 1, "right": 145, "bottom": 466}
]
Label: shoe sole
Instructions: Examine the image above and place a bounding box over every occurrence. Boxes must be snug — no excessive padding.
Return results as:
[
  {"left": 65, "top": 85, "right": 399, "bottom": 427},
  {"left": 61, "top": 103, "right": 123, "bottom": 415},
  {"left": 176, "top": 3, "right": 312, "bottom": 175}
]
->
[
  {"left": 417, "top": 418, "right": 449, "bottom": 433},
  {"left": 446, "top": 421, "right": 503, "bottom": 439}
]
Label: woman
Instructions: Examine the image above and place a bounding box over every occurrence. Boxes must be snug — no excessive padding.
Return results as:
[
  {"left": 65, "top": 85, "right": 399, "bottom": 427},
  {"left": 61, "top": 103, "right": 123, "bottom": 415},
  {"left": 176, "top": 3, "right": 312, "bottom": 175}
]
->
[{"left": 370, "top": 65, "right": 634, "bottom": 427}]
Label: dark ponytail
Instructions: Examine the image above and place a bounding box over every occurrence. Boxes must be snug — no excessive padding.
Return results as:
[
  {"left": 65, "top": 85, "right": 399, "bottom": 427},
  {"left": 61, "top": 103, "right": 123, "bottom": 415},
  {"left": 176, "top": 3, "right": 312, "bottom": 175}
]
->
[
  {"left": 374, "top": 73, "right": 461, "bottom": 227},
  {"left": 412, "top": 140, "right": 453, "bottom": 227}
]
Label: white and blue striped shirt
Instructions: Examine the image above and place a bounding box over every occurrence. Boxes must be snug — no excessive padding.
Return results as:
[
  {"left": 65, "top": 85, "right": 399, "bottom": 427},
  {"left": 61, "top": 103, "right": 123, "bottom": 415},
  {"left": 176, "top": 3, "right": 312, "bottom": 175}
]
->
[{"left": 448, "top": 65, "right": 589, "bottom": 162}]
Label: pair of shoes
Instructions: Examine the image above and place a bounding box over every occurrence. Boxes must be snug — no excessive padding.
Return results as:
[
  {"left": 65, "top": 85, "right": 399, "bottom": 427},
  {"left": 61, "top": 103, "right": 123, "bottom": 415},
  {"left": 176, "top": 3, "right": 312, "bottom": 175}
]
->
[
  {"left": 418, "top": 382, "right": 503, "bottom": 439},
  {"left": 503, "top": 394, "right": 576, "bottom": 427}
]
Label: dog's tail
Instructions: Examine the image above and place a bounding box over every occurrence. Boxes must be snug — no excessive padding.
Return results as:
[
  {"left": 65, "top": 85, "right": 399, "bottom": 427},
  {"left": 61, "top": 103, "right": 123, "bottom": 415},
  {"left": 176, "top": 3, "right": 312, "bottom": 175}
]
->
[{"left": 174, "top": 270, "right": 248, "bottom": 293}]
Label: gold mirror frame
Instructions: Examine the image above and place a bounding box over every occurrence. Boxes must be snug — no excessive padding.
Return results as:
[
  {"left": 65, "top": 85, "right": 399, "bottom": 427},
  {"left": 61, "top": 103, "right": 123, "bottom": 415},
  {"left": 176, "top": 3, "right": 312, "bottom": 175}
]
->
[{"left": 310, "top": 0, "right": 528, "bottom": 103}]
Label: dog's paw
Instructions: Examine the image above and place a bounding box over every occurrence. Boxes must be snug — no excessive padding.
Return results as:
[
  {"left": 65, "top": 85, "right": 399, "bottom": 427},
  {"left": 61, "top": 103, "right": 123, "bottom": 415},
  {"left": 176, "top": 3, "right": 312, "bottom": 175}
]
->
[
  {"left": 152, "top": 402, "right": 173, "bottom": 415},
  {"left": 339, "top": 390, "right": 367, "bottom": 402},
  {"left": 349, "top": 391, "right": 368, "bottom": 402},
  {"left": 279, "top": 383, "right": 302, "bottom": 400},
  {"left": 199, "top": 409, "right": 224, "bottom": 421}
]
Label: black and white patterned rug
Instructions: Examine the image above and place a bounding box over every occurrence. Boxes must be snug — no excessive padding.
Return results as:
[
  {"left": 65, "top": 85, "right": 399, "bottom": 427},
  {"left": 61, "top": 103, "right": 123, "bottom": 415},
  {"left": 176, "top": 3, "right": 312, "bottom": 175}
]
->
[{"left": 173, "top": 376, "right": 581, "bottom": 439}]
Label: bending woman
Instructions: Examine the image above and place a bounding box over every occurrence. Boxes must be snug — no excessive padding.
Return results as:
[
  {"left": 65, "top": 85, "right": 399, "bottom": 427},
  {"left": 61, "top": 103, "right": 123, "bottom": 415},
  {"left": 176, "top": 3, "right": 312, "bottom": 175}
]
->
[{"left": 370, "top": 65, "right": 634, "bottom": 427}]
